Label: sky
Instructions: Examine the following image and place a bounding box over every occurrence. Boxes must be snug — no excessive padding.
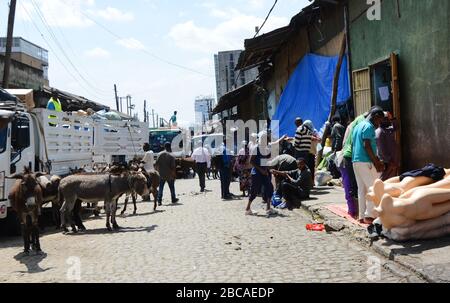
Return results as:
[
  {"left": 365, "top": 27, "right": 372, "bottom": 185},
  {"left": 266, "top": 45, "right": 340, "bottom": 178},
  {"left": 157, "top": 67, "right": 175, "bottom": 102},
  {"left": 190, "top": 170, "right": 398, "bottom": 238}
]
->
[{"left": 1, "top": 0, "right": 311, "bottom": 126}]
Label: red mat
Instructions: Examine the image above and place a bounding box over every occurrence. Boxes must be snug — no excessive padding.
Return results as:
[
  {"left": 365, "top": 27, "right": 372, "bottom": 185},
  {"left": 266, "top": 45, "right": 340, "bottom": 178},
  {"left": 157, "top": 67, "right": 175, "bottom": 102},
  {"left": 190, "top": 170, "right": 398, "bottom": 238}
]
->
[{"left": 324, "top": 204, "right": 369, "bottom": 228}]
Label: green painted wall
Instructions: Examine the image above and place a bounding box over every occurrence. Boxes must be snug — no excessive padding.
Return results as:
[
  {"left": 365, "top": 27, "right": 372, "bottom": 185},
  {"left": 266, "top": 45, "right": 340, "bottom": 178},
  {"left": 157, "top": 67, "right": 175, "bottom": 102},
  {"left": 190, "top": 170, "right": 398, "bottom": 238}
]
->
[{"left": 349, "top": 0, "right": 450, "bottom": 169}]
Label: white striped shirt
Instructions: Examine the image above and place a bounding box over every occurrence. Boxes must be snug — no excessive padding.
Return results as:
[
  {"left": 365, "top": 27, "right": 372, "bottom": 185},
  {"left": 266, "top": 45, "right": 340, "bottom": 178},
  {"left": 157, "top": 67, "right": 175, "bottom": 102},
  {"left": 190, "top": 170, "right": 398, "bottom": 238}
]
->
[{"left": 295, "top": 125, "right": 313, "bottom": 153}]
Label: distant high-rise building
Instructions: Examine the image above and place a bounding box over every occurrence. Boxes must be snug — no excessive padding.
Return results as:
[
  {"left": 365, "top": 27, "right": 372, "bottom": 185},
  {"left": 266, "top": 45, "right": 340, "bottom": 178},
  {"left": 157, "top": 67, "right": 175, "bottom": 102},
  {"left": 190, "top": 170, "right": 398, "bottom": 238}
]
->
[
  {"left": 195, "top": 96, "right": 215, "bottom": 126},
  {"left": 214, "top": 50, "right": 258, "bottom": 101}
]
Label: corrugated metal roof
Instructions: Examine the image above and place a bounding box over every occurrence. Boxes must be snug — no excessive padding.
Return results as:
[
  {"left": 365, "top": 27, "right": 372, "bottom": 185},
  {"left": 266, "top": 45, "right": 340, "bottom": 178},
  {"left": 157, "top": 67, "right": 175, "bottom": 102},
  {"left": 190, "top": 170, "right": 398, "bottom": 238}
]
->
[
  {"left": 212, "top": 80, "right": 257, "bottom": 114},
  {"left": 41, "top": 86, "right": 109, "bottom": 112},
  {"left": 235, "top": 0, "right": 328, "bottom": 71}
]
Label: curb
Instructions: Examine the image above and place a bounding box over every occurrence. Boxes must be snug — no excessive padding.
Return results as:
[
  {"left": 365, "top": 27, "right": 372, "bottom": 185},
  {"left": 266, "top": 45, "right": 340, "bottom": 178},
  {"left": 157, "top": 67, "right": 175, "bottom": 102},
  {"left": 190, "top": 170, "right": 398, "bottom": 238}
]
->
[{"left": 299, "top": 201, "right": 432, "bottom": 283}]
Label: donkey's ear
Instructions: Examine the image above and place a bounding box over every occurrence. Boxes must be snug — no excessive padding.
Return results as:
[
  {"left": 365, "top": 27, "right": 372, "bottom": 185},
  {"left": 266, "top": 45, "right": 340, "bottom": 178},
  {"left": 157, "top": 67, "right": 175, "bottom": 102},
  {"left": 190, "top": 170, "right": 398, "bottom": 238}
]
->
[{"left": 6, "top": 173, "right": 24, "bottom": 180}]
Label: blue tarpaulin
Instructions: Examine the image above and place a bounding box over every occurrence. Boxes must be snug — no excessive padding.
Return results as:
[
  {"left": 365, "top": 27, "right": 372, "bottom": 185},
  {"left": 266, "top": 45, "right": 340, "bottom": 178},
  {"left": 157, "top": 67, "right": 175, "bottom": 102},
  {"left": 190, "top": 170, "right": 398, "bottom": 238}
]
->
[{"left": 271, "top": 53, "right": 350, "bottom": 137}]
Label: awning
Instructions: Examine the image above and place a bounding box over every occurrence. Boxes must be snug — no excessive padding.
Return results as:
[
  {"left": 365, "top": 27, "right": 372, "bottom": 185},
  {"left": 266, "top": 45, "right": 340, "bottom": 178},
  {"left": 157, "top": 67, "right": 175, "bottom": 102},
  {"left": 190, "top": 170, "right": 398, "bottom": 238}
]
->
[
  {"left": 235, "top": 26, "right": 293, "bottom": 71},
  {"left": 212, "top": 81, "right": 257, "bottom": 114}
]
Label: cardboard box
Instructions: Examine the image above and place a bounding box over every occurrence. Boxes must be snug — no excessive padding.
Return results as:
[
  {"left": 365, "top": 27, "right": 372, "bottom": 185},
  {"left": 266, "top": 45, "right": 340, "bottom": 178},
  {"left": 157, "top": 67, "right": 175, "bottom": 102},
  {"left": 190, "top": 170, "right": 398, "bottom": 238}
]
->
[{"left": 5, "top": 89, "right": 35, "bottom": 110}]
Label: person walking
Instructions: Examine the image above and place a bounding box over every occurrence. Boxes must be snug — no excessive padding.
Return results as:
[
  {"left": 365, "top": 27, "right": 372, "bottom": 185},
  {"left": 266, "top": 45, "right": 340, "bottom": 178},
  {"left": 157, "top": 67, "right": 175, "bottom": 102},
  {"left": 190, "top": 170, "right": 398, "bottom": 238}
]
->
[
  {"left": 141, "top": 143, "right": 155, "bottom": 202},
  {"left": 245, "top": 132, "right": 276, "bottom": 217},
  {"left": 217, "top": 141, "right": 233, "bottom": 200},
  {"left": 234, "top": 141, "right": 252, "bottom": 197},
  {"left": 191, "top": 141, "right": 211, "bottom": 192},
  {"left": 142, "top": 143, "right": 155, "bottom": 172},
  {"left": 155, "top": 142, "right": 179, "bottom": 205},
  {"left": 352, "top": 107, "right": 386, "bottom": 224}
]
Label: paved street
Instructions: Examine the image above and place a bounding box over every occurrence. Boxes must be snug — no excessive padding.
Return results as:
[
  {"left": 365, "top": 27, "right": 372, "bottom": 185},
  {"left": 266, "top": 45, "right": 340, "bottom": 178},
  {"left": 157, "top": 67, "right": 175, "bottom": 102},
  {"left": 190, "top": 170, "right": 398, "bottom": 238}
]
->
[{"left": 0, "top": 178, "right": 405, "bottom": 283}]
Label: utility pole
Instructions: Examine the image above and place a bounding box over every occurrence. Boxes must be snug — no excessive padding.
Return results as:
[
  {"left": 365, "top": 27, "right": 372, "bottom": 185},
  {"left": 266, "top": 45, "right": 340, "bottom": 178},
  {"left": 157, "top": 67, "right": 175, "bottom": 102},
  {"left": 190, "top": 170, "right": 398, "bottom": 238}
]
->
[
  {"left": 2, "top": 0, "right": 17, "bottom": 88},
  {"left": 114, "top": 84, "right": 119, "bottom": 111},
  {"left": 152, "top": 109, "right": 155, "bottom": 128},
  {"left": 143, "top": 100, "right": 147, "bottom": 123},
  {"left": 119, "top": 97, "right": 123, "bottom": 113}
]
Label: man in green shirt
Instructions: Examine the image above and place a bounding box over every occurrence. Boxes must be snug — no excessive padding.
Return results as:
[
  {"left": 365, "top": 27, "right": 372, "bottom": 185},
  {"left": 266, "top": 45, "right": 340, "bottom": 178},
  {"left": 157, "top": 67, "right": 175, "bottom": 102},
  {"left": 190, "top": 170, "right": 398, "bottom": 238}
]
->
[{"left": 339, "top": 113, "right": 368, "bottom": 218}]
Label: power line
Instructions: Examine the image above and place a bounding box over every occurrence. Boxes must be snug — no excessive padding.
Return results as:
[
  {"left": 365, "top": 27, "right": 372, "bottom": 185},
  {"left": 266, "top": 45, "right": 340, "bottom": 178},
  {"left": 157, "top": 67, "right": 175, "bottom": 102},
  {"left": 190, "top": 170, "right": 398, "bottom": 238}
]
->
[
  {"left": 254, "top": 0, "right": 279, "bottom": 38},
  {"left": 29, "top": 0, "right": 111, "bottom": 97},
  {"left": 19, "top": 1, "right": 109, "bottom": 101},
  {"left": 232, "top": 0, "right": 279, "bottom": 90},
  {"left": 61, "top": 0, "right": 213, "bottom": 78}
]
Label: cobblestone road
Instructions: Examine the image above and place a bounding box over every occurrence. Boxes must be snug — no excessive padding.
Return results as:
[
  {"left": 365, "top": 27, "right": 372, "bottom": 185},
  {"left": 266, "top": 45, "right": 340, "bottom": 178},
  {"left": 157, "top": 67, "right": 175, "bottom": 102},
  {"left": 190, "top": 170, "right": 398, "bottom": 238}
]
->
[{"left": 0, "top": 178, "right": 406, "bottom": 283}]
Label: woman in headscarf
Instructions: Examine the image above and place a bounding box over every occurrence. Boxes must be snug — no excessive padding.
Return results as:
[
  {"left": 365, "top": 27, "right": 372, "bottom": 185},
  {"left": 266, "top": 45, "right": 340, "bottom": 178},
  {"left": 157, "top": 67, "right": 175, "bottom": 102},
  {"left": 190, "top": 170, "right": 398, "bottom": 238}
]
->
[{"left": 234, "top": 141, "right": 252, "bottom": 196}]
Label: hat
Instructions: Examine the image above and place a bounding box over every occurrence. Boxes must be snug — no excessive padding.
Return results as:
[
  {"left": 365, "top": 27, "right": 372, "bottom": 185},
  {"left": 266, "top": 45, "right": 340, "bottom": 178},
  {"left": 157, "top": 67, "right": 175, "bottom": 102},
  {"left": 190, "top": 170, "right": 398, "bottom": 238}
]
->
[{"left": 303, "top": 120, "right": 314, "bottom": 132}]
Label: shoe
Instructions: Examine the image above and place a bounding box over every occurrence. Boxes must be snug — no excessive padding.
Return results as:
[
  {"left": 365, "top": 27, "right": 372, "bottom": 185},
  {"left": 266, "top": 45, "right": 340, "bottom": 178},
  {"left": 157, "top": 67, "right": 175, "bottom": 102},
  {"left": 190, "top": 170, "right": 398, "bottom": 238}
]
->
[
  {"left": 172, "top": 198, "right": 180, "bottom": 204},
  {"left": 266, "top": 209, "right": 278, "bottom": 217},
  {"left": 245, "top": 210, "right": 257, "bottom": 216}
]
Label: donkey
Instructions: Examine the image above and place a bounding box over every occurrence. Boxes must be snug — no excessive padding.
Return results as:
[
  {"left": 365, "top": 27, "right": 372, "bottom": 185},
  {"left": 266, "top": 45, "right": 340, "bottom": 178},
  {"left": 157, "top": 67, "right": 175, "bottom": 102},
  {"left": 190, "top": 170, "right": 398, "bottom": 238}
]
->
[
  {"left": 58, "top": 170, "right": 149, "bottom": 233},
  {"left": 7, "top": 167, "right": 45, "bottom": 254},
  {"left": 121, "top": 169, "right": 160, "bottom": 215}
]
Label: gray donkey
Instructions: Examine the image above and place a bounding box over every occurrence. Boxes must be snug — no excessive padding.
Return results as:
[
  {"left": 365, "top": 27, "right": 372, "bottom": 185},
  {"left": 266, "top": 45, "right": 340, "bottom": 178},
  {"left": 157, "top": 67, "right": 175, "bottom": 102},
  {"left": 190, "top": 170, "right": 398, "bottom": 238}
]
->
[{"left": 58, "top": 170, "right": 149, "bottom": 233}]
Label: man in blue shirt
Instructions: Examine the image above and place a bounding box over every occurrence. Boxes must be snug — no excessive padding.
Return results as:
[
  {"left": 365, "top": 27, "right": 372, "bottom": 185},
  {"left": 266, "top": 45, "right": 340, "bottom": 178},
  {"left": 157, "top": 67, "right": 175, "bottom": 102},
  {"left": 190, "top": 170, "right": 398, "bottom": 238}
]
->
[
  {"left": 352, "top": 106, "right": 386, "bottom": 224},
  {"left": 217, "top": 141, "right": 233, "bottom": 200}
]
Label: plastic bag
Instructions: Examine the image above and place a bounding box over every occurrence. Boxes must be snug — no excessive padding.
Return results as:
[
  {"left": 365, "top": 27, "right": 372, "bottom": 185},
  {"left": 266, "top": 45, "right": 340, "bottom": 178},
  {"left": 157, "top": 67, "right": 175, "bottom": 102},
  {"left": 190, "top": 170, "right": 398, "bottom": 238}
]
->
[
  {"left": 271, "top": 193, "right": 283, "bottom": 208},
  {"left": 315, "top": 171, "right": 333, "bottom": 186}
]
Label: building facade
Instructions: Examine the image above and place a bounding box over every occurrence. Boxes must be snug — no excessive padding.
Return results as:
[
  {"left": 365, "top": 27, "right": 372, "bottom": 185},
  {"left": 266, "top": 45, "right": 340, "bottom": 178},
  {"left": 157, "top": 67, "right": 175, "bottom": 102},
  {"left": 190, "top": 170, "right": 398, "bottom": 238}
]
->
[
  {"left": 195, "top": 96, "right": 215, "bottom": 126},
  {"left": 348, "top": 0, "right": 450, "bottom": 169},
  {"left": 0, "top": 37, "right": 49, "bottom": 88},
  {"left": 214, "top": 50, "right": 258, "bottom": 101}
]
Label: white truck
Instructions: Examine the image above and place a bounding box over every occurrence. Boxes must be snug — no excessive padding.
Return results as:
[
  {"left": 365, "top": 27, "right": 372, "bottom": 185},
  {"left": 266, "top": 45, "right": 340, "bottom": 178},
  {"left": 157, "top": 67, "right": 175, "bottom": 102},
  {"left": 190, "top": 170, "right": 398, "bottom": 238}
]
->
[{"left": 0, "top": 99, "right": 148, "bottom": 228}]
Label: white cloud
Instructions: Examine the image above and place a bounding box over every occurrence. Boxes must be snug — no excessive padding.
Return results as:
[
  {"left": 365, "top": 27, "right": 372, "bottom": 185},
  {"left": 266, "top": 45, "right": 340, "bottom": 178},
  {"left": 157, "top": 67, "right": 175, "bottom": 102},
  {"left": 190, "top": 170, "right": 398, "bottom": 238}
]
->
[
  {"left": 17, "top": 0, "right": 94, "bottom": 28},
  {"left": 116, "top": 38, "right": 146, "bottom": 50},
  {"left": 248, "top": 0, "right": 266, "bottom": 9},
  {"left": 169, "top": 10, "right": 289, "bottom": 54},
  {"left": 89, "top": 7, "right": 135, "bottom": 22},
  {"left": 84, "top": 47, "right": 111, "bottom": 58}
]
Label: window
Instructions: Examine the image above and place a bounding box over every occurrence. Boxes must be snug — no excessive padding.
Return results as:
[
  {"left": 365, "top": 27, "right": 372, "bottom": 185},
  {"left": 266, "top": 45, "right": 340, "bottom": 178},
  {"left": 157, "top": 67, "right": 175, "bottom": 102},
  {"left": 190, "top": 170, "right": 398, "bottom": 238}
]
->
[
  {"left": 352, "top": 68, "right": 372, "bottom": 116},
  {"left": 0, "top": 126, "right": 7, "bottom": 154},
  {"left": 11, "top": 116, "right": 30, "bottom": 160}
]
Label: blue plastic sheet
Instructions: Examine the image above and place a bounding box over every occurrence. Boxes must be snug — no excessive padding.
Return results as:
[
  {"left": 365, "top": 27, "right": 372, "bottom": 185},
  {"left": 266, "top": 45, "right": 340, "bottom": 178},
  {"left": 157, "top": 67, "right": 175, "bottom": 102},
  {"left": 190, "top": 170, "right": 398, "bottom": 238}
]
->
[{"left": 271, "top": 53, "right": 350, "bottom": 137}]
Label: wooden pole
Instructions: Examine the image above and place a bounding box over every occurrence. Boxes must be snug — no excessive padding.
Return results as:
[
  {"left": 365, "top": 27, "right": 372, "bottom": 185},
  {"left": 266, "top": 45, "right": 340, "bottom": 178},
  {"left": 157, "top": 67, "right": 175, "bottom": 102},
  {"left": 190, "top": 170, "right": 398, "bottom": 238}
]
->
[
  {"left": 317, "top": 33, "right": 347, "bottom": 165},
  {"left": 114, "top": 84, "right": 119, "bottom": 111},
  {"left": 2, "top": 0, "right": 17, "bottom": 88}
]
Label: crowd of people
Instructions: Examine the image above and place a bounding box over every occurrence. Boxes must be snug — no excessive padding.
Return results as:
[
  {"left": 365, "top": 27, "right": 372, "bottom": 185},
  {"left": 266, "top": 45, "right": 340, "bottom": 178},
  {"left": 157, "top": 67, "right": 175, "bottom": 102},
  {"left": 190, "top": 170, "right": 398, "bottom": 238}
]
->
[{"left": 141, "top": 105, "right": 400, "bottom": 221}]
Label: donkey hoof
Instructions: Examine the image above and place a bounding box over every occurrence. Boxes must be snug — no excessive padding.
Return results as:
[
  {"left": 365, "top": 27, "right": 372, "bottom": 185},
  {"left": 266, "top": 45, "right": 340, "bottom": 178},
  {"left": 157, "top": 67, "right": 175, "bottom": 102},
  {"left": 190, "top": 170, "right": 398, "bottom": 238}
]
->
[{"left": 107, "top": 225, "right": 113, "bottom": 232}]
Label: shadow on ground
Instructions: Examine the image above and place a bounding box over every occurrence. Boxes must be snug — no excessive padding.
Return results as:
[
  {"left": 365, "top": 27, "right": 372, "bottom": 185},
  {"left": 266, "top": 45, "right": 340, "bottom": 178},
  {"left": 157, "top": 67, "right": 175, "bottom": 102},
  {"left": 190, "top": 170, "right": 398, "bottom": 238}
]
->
[{"left": 14, "top": 251, "right": 52, "bottom": 274}]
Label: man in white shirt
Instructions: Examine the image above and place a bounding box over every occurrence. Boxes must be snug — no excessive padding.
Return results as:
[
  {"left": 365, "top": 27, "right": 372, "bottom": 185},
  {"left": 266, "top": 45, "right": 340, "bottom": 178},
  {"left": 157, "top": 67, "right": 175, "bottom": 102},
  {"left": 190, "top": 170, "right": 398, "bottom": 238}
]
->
[
  {"left": 142, "top": 143, "right": 155, "bottom": 172},
  {"left": 191, "top": 142, "right": 211, "bottom": 192}
]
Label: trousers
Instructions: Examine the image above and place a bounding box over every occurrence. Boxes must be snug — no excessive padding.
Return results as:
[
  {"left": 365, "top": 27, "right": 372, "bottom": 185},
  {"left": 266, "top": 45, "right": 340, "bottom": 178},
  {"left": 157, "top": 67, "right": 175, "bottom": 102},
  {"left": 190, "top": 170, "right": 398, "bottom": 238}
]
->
[{"left": 353, "top": 162, "right": 381, "bottom": 220}]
